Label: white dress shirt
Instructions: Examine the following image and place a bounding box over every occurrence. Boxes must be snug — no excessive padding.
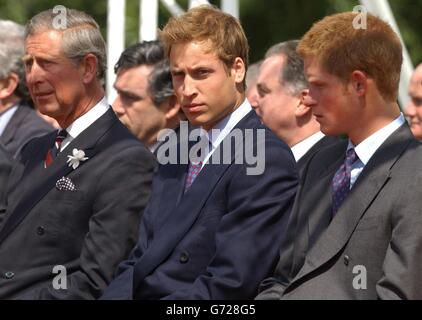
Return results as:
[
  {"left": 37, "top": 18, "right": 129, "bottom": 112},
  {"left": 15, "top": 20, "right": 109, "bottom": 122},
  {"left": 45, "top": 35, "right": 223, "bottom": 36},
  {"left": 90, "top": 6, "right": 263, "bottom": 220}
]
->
[
  {"left": 348, "top": 113, "right": 405, "bottom": 188},
  {"left": 60, "top": 97, "right": 110, "bottom": 151},
  {"left": 0, "top": 105, "right": 18, "bottom": 136},
  {"left": 194, "top": 99, "right": 252, "bottom": 169},
  {"left": 291, "top": 131, "right": 325, "bottom": 162}
]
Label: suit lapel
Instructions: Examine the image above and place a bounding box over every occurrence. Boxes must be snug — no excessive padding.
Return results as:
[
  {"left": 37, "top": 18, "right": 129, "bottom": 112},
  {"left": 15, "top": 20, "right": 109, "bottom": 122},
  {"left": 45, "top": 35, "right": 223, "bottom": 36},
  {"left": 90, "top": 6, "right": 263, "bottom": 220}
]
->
[
  {"left": 0, "top": 109, "right": 117, "bottom": 244},
  {"left": 291, "top": 124, "right": 414, "bottom": 284},
  {"left": 133, "top": 111, "right": 258, "bottom": 288},
  {"left": 0, "top": 103, "right": 26, "bottom": 146},
  {"left": 290, "top": 141, "right": 346, "bottom": 274}
]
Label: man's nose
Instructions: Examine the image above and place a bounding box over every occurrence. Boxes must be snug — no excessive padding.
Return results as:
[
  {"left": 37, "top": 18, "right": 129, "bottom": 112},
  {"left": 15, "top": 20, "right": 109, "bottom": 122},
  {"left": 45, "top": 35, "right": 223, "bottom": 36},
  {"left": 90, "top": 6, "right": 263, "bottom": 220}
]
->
[
  {"left": 112, "top": 96, "right": 125, "bottom": 117},
  {"left": 182, "top": 76, "right": 197, "bottom": 98},
  {"left": 405, "top": 101, "right": 416, "bottom": 118},
  {"left": 302, "top": 93, "right": 317, "bottom": 107}
]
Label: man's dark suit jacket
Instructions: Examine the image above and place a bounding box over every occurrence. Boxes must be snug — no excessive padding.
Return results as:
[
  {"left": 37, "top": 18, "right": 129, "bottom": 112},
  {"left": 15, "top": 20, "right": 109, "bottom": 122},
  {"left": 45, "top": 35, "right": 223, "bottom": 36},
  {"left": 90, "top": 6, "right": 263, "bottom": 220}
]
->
[
  {"left": 296, "top": 135, "right": 340, "bottom": 176},
  {"left": 0, "top": 102, "right": 54, "bottom": 157},
  {"left": 101, "top": 110, "right": 298, "bottom": 300},
  {"left": 0, "top": 143, "right": 12, "bottom": 214},
  {"left": 257, "top": 124, "right": 422, "bottom": 299},
  {"left": 0, "top": 108, "right": 155, "bottom": 299}
]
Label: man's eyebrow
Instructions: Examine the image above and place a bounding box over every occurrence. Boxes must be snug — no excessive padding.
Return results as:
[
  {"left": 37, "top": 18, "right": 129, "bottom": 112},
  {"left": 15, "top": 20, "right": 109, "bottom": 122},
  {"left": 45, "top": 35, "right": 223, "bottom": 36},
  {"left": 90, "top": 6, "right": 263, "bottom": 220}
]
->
[
  {"left": 257, "top": 83, "right": 268, "bottom": 91},
  {"left": 22, "top": 55, "right": 33, "bottom": 63},
  {"left": 115, "top": 87, "right": 142, "bottom": 99}
]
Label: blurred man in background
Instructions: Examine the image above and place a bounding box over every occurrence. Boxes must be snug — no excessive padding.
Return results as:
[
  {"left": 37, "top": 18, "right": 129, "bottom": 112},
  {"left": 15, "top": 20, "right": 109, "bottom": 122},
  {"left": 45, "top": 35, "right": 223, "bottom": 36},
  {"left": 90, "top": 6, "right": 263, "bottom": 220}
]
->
[
  {"left": 113, "top": 41, "right": 184, "bottom": 153},
  {"left": 0, "top": 19, "right": 53, "bottom": 157},
  {"left": 256, "top": 40, "right": 337, "bottom": 174},
  {"left": 245, "top": 60, "right": 262, "bottom": 109},
  {"left": 406, "top": 63, "right": 422, "bottom": 140}
]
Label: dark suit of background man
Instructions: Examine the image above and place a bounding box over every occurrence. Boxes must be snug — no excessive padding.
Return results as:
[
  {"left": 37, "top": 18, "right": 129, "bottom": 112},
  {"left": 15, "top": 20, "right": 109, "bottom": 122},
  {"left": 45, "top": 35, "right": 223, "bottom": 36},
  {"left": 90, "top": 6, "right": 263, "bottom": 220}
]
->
[
  {"left": 102, "top": 5, "right": 298, "bottom": 300},
  {"left": 0, "top": 9, "right": 155, "bottom": 299},
  {"left": 112, "top": 41, "right": 185, "bottom": 155},
  {"left": 0, "top": 143, "right": 12, "bottom": 215},
  {"left": 0, "top": 19, "right": 53, "bottom": 157},
  {"left": 257, "top": 12, "right": 422, "bottom": 300},
  {"left": 254, "top": 40, "right": 338, "bottom": 176}
]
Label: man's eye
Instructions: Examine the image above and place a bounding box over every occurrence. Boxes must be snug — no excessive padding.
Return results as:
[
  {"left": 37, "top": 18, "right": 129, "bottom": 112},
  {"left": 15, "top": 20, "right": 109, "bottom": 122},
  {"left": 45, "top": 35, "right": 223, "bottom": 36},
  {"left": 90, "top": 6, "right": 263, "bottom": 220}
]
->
[
  {"left": 195, "top": 69, "right": 210, "bottom": 78},
  {"left": 414, "top": 98, "right": 422, "bottom": 106},
  {"left": 171, "top": 71, "right": 184, "bottom": 78},
  {"left": 257, "top": 86, "right": 269, "bottom": 98},
  {"left": 24, "top": 60, "right": 33, "bottom": 69},
  {"left": 39, "top": 59, "right": 55, "bottom": 67}
]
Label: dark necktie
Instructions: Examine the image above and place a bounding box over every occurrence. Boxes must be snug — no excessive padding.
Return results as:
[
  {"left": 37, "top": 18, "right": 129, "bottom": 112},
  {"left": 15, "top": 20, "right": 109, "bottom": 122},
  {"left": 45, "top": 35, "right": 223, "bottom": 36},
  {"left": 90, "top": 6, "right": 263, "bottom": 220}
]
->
[
  {"left": 45, "top": 129, "right": 68, "bottom": 168},
  {"left": 331, "top": 148, "right": 359, "bottom": 217}
]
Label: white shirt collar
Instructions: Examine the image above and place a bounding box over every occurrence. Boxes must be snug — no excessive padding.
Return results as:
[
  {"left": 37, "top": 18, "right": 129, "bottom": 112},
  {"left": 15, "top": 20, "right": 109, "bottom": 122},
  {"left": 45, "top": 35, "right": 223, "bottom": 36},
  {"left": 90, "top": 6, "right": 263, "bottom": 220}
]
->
[
  {"left": 291, "top": 131, "right": 325, "bottom": 162},
  {"left": 349, "top": 113, "right": 405, "bottom": 165},
  {"left": 0, "top": 104, "right": 19, "bottom": 136},
  {"left": 207, "top": 99, "right": 252, "bottom": 148},
  {"left": 200, "top": 99, "right": 252, "bottom": 166},
  {"left": 60, "top": 97, "right": 109, "bottom": 151}
]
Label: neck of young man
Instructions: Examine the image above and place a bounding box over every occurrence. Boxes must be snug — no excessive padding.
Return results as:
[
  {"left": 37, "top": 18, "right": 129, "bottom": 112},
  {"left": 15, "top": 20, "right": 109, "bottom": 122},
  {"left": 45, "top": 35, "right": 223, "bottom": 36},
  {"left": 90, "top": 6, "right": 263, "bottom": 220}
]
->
[{"left": 348, "top": 102, "right": 401, "bottom": 146}]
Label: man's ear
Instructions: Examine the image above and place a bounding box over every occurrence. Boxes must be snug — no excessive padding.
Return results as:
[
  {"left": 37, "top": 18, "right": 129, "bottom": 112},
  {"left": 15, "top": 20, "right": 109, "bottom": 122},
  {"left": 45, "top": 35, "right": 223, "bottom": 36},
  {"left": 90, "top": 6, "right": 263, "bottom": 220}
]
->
[
  {"left": 81, "top": 53, "right": 99, "bottom": 84},
  {"left": 350, "top": 70, "right": 368, "bottom": 97},
  {"left": 295, "top": 89, "right": 312, "bottom": 117},
  {"left": 231, "top": 57, "right": 246, "bottom": 85},
  {"left": 0, "top": 73, "right": 19, "bottom": 100},
  {"left": 164, "top": 95, "right": 181, "bottom": 120}
]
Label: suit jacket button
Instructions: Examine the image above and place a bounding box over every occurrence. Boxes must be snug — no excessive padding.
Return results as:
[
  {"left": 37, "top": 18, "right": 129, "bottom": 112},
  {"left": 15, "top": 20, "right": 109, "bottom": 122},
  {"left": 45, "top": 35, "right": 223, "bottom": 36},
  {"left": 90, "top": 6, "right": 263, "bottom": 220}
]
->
[
  {"left": 344, "top": 255, "right": 350, "bottom": 266},
  {"left": 36, "top": 226, "right": 45, "bottom": 235},
  {"left": 4, "top": 271, "right": 14, "bottom": 279},
  {"left": 180, "top": 252, "right": 189, "bottom": 264}
]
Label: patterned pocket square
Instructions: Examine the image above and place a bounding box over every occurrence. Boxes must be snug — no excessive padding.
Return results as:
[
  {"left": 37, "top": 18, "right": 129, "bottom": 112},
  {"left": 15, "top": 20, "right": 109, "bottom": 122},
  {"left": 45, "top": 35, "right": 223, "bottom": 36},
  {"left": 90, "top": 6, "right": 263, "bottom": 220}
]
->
[{"left": 56, "top": 177, "right": 76, "bottom": 191}]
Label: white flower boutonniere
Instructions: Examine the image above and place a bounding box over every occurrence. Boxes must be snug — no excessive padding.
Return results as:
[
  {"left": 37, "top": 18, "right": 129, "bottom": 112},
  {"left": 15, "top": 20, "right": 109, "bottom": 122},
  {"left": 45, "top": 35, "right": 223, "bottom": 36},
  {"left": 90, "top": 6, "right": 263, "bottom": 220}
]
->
[{"left": 67, "top": 148, "right": 89, "bottom": 169}]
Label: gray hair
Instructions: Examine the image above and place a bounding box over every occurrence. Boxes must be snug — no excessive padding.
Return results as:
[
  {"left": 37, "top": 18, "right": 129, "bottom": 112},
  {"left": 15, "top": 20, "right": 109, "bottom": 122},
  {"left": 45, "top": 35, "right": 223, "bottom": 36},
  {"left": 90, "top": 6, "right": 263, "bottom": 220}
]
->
[
  {"left": 0, "top": 20, "right": 29, "bottom": 100},
  {"left": 265, "top": 40, "right": 308, "bottom": 96},
  {"left": 0, "top": 19, "right": 25, "bottom": 43},
  {"left": 25, "top": 8, "right": 107, "bottom": 81}
]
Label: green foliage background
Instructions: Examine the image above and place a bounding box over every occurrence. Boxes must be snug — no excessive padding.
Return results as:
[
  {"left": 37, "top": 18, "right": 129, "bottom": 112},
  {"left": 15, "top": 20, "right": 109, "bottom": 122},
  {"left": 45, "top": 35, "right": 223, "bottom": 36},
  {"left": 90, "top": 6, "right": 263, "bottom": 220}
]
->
[{"left": 1, "top": 0, "right": 421, "bottom": 66}]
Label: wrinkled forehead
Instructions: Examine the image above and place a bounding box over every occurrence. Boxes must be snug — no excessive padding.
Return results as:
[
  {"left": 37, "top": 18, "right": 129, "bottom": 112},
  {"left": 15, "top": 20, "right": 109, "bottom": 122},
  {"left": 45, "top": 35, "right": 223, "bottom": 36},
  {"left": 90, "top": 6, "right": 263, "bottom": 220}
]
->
[{"left": 24, "top": 29, "right": 64, "bottom": 52}]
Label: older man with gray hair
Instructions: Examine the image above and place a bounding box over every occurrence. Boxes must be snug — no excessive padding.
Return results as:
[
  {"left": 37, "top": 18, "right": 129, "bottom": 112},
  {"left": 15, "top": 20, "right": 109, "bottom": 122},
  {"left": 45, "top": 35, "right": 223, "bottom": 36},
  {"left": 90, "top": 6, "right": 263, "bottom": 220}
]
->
[
  {"left": 0, "top": 8, "right": 154, "bottom": 299},
  {"left": 0, "top": 19, "right": 54, "bottom": 157},
  {"left": 255, "top": 40, "right": 338, "bottom": 174}
]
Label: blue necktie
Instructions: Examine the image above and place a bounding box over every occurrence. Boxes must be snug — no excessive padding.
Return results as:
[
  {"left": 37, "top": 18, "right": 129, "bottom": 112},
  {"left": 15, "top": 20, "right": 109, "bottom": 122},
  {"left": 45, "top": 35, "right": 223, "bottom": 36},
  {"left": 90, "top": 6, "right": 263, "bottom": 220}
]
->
[{"left": 331, "top": 148, "right": 359, "bottom": 217}]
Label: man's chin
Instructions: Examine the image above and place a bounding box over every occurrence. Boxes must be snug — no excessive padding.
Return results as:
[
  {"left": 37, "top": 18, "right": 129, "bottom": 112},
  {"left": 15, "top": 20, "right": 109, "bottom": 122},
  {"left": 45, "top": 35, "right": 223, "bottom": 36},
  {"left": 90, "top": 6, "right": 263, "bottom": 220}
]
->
[
  {"left": 320, "top": 126, "right": 341, "bottom": 137},
  {"left": 410, "top": 125, "right": 422, "bottom": 140}
]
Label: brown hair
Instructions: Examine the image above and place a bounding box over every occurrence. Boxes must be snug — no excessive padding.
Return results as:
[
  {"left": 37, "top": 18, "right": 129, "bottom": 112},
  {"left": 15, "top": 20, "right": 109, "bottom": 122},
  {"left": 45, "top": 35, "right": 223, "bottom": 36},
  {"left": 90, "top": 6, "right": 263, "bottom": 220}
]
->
[
  {"left": 297, "top": 12, "right": 403, "bottom": 102},
  {"left": 159, "top": 5, "right": 249, "bottom": 85}
]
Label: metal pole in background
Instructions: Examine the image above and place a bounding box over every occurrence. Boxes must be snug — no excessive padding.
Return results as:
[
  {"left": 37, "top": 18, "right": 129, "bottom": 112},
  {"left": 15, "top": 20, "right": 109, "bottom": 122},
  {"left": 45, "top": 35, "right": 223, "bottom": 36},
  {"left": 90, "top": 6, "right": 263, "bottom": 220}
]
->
[
  {"left": 140, "top": 0, "right": 159, "bottom": 41},
  {"left": 359, "top": 0, "right": 414, "bottom": 110},
  {"left": 222, "top": 0, "right": 239, "bottom": 19},
  {"left": 107, "top": 0, "right": 126, "bottom": 104},
  {"left": 189, "top": 0, "right": 210, "bottom": 9},
  {"left": 160, "top": 0, "right": 185, "bottom": 16}
]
